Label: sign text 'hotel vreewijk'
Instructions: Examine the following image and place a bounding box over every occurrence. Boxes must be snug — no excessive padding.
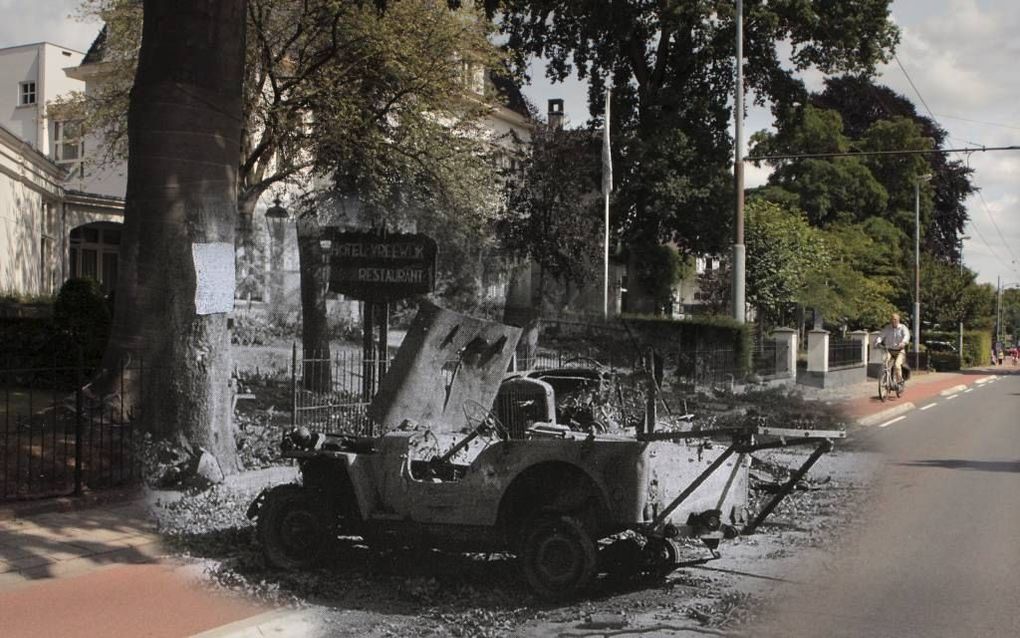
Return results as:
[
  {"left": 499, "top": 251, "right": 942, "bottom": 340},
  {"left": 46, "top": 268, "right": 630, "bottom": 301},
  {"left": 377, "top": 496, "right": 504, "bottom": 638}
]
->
[{"left": 328, "top": 231, "right": 437, "bottom": 302}]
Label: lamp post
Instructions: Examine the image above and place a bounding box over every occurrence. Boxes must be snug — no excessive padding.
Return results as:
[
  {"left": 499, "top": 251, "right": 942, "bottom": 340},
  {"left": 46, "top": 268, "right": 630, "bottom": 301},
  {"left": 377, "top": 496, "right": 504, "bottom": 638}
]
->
[
  {"left": 265, "top": 197, "right": 289, "bottom": 308},
  {"left": 731, "top": 0, "right": 746, "bottom": 324},
  {"left": 958, "top": 234, "right": 970, "bottom": 357},
  {"left": 914, "top": 174, "right": 931, "bottom": 365}
]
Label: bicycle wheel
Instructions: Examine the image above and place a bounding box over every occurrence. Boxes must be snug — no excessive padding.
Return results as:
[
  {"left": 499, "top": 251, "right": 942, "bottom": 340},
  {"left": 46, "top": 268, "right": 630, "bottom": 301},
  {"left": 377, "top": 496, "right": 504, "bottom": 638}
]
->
[{"left": 878, "top": 370, "right": 887, "bottom": 401}]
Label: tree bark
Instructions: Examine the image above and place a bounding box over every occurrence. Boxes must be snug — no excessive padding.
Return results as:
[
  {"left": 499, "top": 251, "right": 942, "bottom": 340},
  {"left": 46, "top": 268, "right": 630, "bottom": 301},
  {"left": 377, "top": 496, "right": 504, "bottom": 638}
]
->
[
  {"left": 101, "top": 0, "right": 247, "bottom": 473},
  {"left": 295, "top": 215, "right": 331, "bottom": 393}
]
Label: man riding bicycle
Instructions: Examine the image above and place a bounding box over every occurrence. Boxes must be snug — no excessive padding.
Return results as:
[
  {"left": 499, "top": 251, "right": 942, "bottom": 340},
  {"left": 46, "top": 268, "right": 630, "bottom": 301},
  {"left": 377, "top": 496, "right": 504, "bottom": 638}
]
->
[{"left": 877, "top": 312, "right": 911, "bottom": 385}]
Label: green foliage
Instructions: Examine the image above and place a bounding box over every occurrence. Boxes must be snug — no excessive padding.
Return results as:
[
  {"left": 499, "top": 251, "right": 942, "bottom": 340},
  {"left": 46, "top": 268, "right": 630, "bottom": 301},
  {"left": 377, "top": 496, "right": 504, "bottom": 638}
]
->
[
  {"left": 71, "top": 0, "right": 505, "bottom": 313},
  {"left": 53, "top": 278, "right": 111, "bottom": 365},
  {"left": 811, "top": 76, "right": 975, "bottom": 261},
  {"left": 495, "top": 0, "right": 898, "bottom": 252},
  {"left": 623, "top": 314, "right": 754, "bottom": 376},
  {"left": 744, "top": 199, "right": 827, "bottom": 321},
  {"left": 630, "top": 242, "right": 690, "bottom": 314},
  {"left": 963, "top": 330, "right": 993, "bottom": 367},
  {"left": 928, "top": 352, "right": 961, "bottom": 372}
]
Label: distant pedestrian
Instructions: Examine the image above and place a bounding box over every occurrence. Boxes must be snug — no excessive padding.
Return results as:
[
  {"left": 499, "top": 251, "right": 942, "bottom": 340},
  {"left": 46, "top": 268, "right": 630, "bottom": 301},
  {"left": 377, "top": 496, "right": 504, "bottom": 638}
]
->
[{"left": 991, "top": 347, "right": 997, "bottom": 366}]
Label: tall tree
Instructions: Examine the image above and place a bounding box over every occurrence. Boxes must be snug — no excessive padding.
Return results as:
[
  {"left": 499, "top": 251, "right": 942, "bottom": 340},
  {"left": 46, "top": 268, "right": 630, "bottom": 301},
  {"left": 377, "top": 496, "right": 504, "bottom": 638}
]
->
[
  {"left": 493, "top": 0, "right": 899, "bottom": 255},
  {"left": 104, "top": 0, "right": 248, "bottom": 472},
  {"left": 498, "top": 125, "right": 603, "bottom": 297},
  {"left": 810, "top": 76, "right": 975, "bottom": 261},
  {"left": 70, "top": 0, "right": 507, "bottom": 394}
]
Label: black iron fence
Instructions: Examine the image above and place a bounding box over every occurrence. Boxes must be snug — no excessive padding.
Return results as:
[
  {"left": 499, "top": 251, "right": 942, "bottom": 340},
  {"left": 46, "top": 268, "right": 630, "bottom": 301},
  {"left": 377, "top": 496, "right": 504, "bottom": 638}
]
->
[
  {"left": 828, "top": 338, "right": 864, "bottom": 370},
  {"left": 1, "top": 361, "right": 149, "bottom": 502}
]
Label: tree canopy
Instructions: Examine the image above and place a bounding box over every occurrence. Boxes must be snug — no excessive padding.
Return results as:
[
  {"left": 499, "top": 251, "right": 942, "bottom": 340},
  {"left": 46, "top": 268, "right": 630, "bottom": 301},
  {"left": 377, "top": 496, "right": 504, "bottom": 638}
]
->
[{"left": 492, "top": 0, "right": 899, "bottom": 254}]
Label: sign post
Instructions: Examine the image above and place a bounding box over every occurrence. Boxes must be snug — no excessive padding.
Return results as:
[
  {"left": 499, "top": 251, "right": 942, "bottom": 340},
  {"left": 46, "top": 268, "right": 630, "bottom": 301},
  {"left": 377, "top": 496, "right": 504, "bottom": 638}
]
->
[{"left": 328, "top": 230, "right": 437, "bottom": 399}]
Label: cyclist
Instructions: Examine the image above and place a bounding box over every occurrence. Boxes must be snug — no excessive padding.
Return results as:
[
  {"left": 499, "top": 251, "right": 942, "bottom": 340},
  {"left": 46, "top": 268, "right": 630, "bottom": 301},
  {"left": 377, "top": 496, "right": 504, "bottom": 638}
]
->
[{"left": 877, "top": 312, "right": 911, "bottom": 386}]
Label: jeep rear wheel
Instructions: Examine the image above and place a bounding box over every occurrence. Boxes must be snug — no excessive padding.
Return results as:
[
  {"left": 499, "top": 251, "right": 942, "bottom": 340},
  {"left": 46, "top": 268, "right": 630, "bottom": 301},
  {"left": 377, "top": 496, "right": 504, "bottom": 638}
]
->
[
  {"left": 521, "top": 513, "right": 597, "bottom": 600},
  {"left": 257, "top": 484, "right": 334, "bottom": 570}
]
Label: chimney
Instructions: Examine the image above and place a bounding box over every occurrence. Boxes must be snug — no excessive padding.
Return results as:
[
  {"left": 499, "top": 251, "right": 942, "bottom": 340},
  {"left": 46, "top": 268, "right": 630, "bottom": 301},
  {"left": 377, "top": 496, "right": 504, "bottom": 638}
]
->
[{"left": 547, "top": 99, "right": 564, "bottom": 129}]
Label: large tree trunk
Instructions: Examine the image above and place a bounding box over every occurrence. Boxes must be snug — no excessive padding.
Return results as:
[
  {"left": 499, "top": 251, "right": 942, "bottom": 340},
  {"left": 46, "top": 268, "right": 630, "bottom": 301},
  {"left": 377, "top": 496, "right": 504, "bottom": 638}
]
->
[
  {"left": 296, "top": 215, "right": 331, "bottom": 393},
  {"left": 101, "top": 0, "right": 247, "bottom": 474}
]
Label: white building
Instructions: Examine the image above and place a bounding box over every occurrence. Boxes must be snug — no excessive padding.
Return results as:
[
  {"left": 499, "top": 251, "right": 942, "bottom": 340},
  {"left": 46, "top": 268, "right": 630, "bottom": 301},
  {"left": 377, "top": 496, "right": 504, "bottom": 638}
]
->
[
  {"left": 0, "top": 121, "right": 123, "bottom": 299},
  {"left": 0, "top": 42, "right": 85, "bottom": 162},
  {"left": 0, "top": 40, "right": 124, "bottom": 300}
]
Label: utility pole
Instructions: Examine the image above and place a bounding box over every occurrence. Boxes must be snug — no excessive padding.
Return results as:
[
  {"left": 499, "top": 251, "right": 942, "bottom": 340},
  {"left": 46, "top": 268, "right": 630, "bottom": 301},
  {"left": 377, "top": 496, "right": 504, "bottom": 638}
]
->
[
  {"left": 602, "top": 87, "right": 612, "bottom": 319},
  {"left": 912, "top": 174, "right": 932, "bottom": 364},
  {"left": 913, "top": 177, "right": 924, "bottom": 364},
  {"left": 731, "top": 0, "right": 746, "bottom": 324},
  {"left": 995, "top": 276, "right": 1002, "bottom": 347},
  {"left": 958, "top": 235, "right": 970, "bottom": 358}
]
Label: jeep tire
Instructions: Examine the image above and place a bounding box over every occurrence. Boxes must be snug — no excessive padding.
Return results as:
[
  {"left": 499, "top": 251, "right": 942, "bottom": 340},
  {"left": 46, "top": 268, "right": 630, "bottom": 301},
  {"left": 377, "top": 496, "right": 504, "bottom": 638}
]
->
[
  {"left": 256, "top": 484, "right": 335, "bottom": 570},
  {"left": 521, "top": 513, "right": 597, "bottom": 600}
]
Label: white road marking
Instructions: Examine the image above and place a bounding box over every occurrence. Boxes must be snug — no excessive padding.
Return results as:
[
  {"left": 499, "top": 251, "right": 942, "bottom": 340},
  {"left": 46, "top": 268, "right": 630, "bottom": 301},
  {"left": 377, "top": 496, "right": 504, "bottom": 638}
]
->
[
  {"left": 946, "top": 394, "right": 958, "bottom": 400},
  {"left": 920, "top": 403, "right": 937, "bottom": 411},
  {"left": 975, "top": 376, "right": 994, "bottom": 384},
  {"left": 879, "top": 416, "right": 907, "bottom": 428},
  {"left": 964, "top": 388, "right": 973, "bottom": 393}
]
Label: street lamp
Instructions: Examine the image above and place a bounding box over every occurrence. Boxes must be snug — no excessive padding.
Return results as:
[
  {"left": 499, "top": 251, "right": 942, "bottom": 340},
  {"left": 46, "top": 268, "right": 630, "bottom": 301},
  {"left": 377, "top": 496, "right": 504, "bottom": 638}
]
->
[
  {"left": 914, "top": 174, "right": 931, "bottom": 365},
  {"left": 264, "top": 197, "right": 289, "bottom": 307}
]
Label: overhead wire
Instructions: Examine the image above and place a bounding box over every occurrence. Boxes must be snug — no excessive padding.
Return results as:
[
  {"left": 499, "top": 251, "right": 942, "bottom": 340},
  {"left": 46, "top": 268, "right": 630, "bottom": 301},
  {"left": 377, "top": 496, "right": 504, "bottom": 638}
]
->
[{"left": 891, "top": 52, "right": 1017, "bottom": 274}]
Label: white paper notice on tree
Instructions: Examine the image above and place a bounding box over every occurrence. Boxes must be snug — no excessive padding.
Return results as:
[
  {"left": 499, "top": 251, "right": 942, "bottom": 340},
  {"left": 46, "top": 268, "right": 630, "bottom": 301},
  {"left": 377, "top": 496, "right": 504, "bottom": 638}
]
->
[{"left": 192, "top": 242, "right": 235, "bottom": 315}]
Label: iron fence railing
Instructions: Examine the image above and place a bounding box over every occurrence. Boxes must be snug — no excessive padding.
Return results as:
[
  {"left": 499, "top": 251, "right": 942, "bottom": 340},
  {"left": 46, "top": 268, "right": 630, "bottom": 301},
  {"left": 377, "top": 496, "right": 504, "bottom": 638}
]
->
[
  {"left": 1, "top": 360, "right": 150, "bottom": 502},
  {"left": 828, "top": 338, "right": 864, "bottom": 370},
  {"left": 292, "top": 347, "right": 393, "bottom": 437}
]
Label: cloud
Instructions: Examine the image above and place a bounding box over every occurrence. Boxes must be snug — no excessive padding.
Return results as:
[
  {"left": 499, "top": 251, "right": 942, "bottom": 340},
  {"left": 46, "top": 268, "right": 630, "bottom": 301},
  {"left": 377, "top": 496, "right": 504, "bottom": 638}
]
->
[{"left": 0, "top": 0, "right": 98, "bottom": 52}]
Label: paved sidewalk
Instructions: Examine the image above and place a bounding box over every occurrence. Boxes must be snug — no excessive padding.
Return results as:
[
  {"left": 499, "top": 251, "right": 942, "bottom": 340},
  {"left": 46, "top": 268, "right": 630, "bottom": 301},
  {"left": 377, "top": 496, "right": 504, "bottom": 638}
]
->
[
  {"left": 0, "top": 500, "right": 162, "bottom": 588},
  {"left": 0, "top": 498, "right": 268, "bottom": 637},
  {"left": 836, "top": 367, "right": 1011, "bottom": 426}
]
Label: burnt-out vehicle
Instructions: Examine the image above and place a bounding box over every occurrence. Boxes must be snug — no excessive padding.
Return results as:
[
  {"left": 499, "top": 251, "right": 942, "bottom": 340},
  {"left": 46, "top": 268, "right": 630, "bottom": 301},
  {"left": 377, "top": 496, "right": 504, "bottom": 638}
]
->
[{"left": 248, "top": 304, "right": 841, "bottom": 599}]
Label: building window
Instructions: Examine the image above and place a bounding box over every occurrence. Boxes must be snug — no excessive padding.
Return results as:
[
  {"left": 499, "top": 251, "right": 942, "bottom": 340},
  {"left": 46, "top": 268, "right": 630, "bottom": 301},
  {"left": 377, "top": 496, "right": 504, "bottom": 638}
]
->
[
  {"left": 68, "top": 223, "right": 121, "bottom": 293},
  {"left": 19, "top": 81, "right": 36, "bottom": 106},
  {"left": 53, "top": 121, "right": 85, "bottom": 178}
]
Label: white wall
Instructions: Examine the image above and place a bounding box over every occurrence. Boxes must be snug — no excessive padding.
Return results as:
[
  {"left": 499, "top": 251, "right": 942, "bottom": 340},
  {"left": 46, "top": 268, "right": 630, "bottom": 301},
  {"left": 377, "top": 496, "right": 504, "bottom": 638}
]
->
[
  {"left": 0, "top": 43, "right": 84, "bottom": 154},
  {"left": 41, "top": 43, "right": 86, "bottom": 156},
  {"left": 0, "top": 128, "right": 64, "bottom": 297},
  {"left": 0, "top": 45, "right": 43, "bottom": 147}
]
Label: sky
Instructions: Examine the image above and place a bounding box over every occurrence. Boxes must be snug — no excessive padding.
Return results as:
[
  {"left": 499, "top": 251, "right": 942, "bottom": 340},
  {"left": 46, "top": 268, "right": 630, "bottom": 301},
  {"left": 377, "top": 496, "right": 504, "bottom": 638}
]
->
[{"left": 2, "top": 0, "right": 1017, "bottom": 287}]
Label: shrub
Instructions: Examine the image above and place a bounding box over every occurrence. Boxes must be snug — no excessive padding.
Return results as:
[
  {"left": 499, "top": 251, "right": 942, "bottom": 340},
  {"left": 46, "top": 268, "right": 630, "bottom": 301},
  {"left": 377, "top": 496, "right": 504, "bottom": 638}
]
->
[
  {"left": 929, "top": 352, "right": 961, "bottom": 372},
  {"left": 53, "top": 278, "right": 111, "bottom": 367}
]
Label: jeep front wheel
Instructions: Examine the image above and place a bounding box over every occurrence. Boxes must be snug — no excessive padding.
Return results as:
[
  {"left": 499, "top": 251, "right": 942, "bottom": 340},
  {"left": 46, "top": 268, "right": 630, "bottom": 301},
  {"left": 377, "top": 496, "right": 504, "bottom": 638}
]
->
[
  {"left": 521, "top": 513, "right": 597, "bottom": 600},
  {"left": 257, "top": 484, "right": 334, "bottom": 570}
]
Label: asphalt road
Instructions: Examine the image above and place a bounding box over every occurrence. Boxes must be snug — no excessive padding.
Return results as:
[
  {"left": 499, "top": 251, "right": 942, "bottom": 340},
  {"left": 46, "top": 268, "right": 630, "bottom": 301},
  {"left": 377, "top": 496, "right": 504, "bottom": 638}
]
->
[{"left": 755, "top": 370, "right": 1020, "bottom": 638}]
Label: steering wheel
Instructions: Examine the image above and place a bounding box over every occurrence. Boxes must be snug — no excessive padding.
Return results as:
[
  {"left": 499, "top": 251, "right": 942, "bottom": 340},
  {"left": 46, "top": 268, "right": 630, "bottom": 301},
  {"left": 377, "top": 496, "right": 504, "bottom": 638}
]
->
[{"left": 462, "top": 399, "right": 509, "bottom": 441}]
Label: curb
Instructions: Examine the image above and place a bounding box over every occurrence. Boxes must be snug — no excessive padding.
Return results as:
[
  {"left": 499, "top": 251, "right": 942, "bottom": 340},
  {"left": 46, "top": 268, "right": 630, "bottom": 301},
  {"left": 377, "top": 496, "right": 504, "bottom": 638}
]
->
[
  {"left": 0, "top": 486, "right": 145, "bottom": 522},
  {"left": 857, "top": 402, "right": 916, "bottom": 427},
  {"left": 939, "top": 384, "right": 968, "bottom": 397},
  {"left": 190, "top": 609, "right": 318, "bottom": 638}
]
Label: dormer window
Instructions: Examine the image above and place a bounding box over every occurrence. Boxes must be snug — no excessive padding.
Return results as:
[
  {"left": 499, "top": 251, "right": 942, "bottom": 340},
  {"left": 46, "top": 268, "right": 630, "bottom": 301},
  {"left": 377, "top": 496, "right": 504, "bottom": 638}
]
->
[{"left": 19, "top": 81, "right": 36, "bottom": 106}]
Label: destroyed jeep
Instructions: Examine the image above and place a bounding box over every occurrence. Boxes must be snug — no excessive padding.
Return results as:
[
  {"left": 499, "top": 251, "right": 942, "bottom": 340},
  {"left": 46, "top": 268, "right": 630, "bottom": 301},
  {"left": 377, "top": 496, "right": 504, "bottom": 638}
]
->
[{"left": 248, "top": 304, "right": 842, "bottom": 600}]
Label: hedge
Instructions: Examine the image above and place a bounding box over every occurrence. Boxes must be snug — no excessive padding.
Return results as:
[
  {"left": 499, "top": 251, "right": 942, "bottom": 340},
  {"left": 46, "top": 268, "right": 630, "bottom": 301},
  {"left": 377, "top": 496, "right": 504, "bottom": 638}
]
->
[
  {"left": 924, "top": 329, "right": 993, "bottom": 368},
  {"left": 621, "top": 314, "right": 754, "bottom": 377},
  {"left": 929, "top": 352, "right": 961, "bottom": 372}
]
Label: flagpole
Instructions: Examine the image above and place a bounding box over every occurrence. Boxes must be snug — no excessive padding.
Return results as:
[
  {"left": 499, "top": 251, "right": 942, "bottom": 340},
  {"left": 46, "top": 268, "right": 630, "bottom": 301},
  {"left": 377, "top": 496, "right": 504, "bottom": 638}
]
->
[{"left": 603, "top": 87, "right": 612, "bottom": 319}]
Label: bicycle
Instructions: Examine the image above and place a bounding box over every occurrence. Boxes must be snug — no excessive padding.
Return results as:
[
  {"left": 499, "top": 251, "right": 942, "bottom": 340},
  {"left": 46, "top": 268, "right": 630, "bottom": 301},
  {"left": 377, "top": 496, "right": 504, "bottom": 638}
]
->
[{"left": 876, "top": 342, "right": 906, "bottom": 402}]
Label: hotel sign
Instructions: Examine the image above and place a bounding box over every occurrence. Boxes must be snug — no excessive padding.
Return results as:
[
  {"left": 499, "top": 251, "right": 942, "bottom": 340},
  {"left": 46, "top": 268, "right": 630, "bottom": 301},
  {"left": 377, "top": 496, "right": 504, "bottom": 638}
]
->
[{"left": 328, "top": 231, "right": 437, "bottom": 301}]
